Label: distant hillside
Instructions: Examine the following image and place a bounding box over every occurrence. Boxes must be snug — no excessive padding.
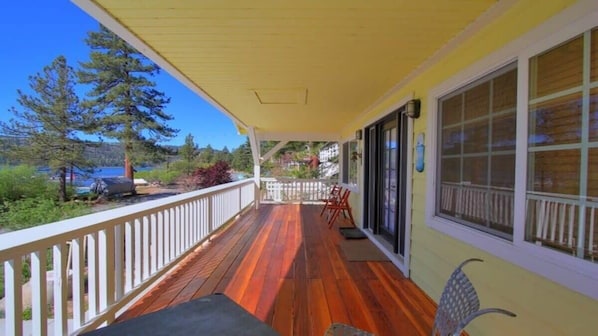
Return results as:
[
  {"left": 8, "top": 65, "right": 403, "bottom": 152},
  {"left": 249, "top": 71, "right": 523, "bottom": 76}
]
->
[
  {"left": 0, "top": 136, "right": 232, "bottom": 167},
  {"left": 84, "top": 142, "right": 126, "bottom": 166}
]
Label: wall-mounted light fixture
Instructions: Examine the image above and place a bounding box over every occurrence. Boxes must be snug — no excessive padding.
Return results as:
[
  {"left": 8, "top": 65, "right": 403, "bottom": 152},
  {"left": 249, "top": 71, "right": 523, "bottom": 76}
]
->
[
  {"left": 405, "top": 99, "right": 421, "bottom": 119},
  {"left": 355, "top": 129, "right": 363, "bottom": 140}
]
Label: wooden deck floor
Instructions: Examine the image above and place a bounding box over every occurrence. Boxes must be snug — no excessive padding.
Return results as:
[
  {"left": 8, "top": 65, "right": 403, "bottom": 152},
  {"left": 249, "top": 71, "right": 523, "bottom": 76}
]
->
[{"left": 117, "top": 204, "right": 436, "bottom": 336}]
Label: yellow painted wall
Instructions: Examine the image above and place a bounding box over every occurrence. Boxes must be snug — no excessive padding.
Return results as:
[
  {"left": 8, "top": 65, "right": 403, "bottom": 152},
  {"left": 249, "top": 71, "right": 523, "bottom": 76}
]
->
[{"left": 349, "top": 0, "right": 598, "bottom": 334}]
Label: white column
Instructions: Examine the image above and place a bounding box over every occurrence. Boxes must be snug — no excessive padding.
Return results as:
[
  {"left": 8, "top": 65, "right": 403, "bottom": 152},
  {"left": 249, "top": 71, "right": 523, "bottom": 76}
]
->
[
  {"left": 254, "top": 164, "right": 261, "bottom": 210},
  {"left": 247, "top": 126, "right": 261, "bottom": 210}
]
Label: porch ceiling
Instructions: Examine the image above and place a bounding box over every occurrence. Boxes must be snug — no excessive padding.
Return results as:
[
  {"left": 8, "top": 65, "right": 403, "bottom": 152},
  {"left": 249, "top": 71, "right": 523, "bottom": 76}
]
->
[{"left": 74, "top": 0, "right": 498, "bottom": 140}]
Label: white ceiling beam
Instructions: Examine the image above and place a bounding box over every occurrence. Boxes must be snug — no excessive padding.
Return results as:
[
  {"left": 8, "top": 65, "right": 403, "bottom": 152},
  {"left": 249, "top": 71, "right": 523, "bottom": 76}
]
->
[
  {"left": 260, "top": 141, "right": 288, "bottom": 164},
  {"left": 247, "top": 127, "right": 261, "bottom": 167}
]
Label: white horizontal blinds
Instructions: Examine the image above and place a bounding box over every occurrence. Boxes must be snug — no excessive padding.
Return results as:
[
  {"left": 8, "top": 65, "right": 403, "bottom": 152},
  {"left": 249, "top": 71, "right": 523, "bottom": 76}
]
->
[
  {"left": 526, "top": 27, "right": 598, "bottom": 263},
  {"left": 437, "top": 64, "right": 517, "bottom": 239}
]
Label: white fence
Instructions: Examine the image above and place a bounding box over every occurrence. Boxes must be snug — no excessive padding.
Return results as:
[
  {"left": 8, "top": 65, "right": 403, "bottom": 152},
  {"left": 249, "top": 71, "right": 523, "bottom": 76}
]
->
[
  {"left": 0, "top": 179, "right": 255, "bottom": 336},
  {"left": 260, "top": 178, "right": 337, "bottom": 204}
]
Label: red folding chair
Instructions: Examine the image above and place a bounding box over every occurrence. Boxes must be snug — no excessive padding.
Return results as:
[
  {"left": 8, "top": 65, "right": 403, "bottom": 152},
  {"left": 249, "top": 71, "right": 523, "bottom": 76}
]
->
[
  {"left": 327, "top": 188, "right": 355, "bottom": 228},
  {"left": 320, "top": 184, "right": 342, "bottom": 216}
]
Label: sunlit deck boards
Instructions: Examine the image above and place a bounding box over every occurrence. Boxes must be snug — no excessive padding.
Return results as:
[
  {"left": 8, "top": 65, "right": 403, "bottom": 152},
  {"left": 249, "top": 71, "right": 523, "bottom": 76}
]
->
[{"left": 117, "top": 204, "right": 436, "bottom": 336}]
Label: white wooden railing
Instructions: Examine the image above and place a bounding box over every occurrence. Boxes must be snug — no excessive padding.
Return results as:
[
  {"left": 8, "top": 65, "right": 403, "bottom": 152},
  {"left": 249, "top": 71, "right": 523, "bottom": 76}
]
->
[
  {"left": 260, "top": 178, "right": 337, "bottom": 204},
  {"left": 0, "top": 179, "right": 255, "bottom": 336},
  {"left": 440, "top": 182, "right": 515, "bottom": 229}
]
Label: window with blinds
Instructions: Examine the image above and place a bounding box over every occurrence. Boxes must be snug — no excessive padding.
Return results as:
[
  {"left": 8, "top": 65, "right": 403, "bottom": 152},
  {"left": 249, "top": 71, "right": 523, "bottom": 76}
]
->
[
  {"left": 436, "top": 64, "right": 517, "bottom": 239},
  {"left": 525, "top": 28, "right": 598, "bottom": 263}
]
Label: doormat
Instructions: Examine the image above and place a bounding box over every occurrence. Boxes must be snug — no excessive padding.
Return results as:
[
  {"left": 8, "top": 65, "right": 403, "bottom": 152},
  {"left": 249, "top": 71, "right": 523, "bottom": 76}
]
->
[
  {"left": 338, "top": 227, "right": 367, "bottom": 239},
  {"left": 339, "top": 239, "right": 389, "bottom": 261}
]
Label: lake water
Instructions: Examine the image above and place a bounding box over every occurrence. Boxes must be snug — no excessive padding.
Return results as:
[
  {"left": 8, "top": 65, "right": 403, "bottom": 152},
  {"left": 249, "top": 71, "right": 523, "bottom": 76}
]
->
[
  {"left": 70, "top": 166, "right": 148, "bottom": 187},
  {"left": 68, "top": 167, "right": 246, "bottom": 187}
]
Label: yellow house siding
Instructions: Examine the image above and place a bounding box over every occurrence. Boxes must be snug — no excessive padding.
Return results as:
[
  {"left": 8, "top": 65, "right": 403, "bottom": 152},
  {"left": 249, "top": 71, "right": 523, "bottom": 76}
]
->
[
  {"left": 353, "top": 0, "right": 598, "bottom": 335},
  {"left": 409, "top": 222, "right": 598, "bottom": 334}
]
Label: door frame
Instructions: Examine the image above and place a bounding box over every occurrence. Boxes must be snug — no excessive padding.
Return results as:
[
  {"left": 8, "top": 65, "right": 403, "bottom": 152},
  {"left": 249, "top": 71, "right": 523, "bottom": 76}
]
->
[{"left": 361, "top": 96, "right": 414, "bottom": 278}]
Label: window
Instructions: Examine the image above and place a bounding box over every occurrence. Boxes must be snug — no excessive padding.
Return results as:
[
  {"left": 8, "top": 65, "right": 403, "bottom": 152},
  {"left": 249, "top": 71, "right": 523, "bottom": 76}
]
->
[
  {"left": 525, "top": 28, "right": 598, "bottom": 263},
  {"left": 428, "top": 13, "right": 598, "bottom": 299},
  {"left": 342, "top": 140, "right": 358, "bottom": 186},
  {"left": 436, "top": 64, "right": 517, "bottom": 239}
]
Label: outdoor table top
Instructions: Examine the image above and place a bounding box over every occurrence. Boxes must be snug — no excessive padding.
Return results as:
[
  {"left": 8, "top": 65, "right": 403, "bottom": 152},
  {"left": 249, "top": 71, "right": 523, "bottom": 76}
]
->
[{"left": 82, "top": 293, "right": 280, "bottom": 336}]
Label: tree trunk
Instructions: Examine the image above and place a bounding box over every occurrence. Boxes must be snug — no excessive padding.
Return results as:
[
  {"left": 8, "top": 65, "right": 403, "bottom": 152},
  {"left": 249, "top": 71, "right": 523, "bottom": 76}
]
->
[
  {"left": 124, "top": 154, "right": 135, "bottom": 179},
  {"left": 58, "top": 166, "right": 67, "bottom": 202}
]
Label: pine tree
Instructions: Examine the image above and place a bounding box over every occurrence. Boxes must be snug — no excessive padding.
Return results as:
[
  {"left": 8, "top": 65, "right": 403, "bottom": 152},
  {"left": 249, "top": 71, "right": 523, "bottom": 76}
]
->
[
  {"left": 199, "top": 144, "right": 215, "bottom": 165},
  {"left": 231, "top": 138, "right": 253, "bottom": 173},
  {"left": 214, "top": 145, "right": 232, "bottom": 164},
  {"left": 179, "top": 133, "right": 198, "bottom": 175},
  {"left": 78, "top": 25, "right": 178, "bottom": 179},
  {"left": 0, "top": 56, "right": 95, "bottom": 202}
]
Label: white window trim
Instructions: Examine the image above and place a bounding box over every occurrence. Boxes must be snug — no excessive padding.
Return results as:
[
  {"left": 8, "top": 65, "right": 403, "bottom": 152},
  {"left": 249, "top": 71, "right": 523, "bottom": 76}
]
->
[
  {"left": 340, "top": 138, "right": 359, "bottom": 192},
  {"left": 425, "top": 3, "right": 598, "bottom": 300}
]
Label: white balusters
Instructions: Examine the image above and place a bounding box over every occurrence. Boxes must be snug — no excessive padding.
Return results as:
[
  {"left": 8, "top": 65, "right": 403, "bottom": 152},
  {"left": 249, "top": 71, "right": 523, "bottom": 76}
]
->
[
  {"left": 4, "top": 259, "right": 23, "bottom": 336},
  {"left": 0, "top": 179, "right": 255, "bottom": 334},
  {"left": 53, "top": 243, "right": 68, "bottom": 335},
  {"left": 72, "top": 238, "right": 85, "bottom": 330},
  {"left": 98, "top": 227, "right": 115, "bottom": 314},
  {"left": 31, "top": 250, "right": 48, "bottom": 336},
  {"left": 142, "top": 216, "right": 150, "bottom": 280},
  {"left": 114, "top": 224, "right": 124, "bottom": 302},
  {"left": 134, "top": 218, "right": 142, "bottom": 286},
  {"left": 125, "top": 221, "right": 134, "bottom": 292},
  {"left": 157, "top": 211, "right": 164, "bottom": 269},
  {"left": 87, "top": 233, "right": 98, "bottom": 317}
]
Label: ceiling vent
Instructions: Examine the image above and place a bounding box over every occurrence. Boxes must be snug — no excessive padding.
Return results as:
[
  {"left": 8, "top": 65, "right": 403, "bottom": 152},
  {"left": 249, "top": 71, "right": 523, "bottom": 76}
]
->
[{"left": 253, "top": 88, "right": 308, "bottom": 105}]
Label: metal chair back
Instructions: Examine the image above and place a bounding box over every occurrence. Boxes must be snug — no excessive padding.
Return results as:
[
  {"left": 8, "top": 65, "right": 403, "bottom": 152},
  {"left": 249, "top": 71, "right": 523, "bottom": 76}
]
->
[
  {"left": 432, "top": 258, "right": 516, "bottom": 336},
  {"left": 324, "top": 258, "right": 516, "bottom": 336}
]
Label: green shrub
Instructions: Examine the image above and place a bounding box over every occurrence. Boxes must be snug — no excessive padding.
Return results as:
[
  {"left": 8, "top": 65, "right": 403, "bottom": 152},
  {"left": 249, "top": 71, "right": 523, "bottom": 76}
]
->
[
  {"left": 0, "top": 165, "right": 52, "bottom": 203},
  {"left": 136, "top": 168, "right": 181, "bottom": 185},
  {"left": 0, "top": 197, "right": 91, "bottom": 231}
]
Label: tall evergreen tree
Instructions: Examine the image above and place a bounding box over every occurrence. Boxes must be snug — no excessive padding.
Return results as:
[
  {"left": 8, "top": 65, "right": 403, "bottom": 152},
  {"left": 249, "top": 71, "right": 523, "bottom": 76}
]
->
[
  {"left": 0, "top": 56, "right": 95, "bottom": 202},
  {"left": 78, "top": 25, "right": 178, "bottom": 179},
  {"left": 179, "top": 133, "right": 198, "bottom": 175},
  {"left": 199, "top": 144, "right": 215, "bottom": 165},
  {"left": 231, "top": 138, "right": 253, "bottom": 173},
  {"left": 214, "top": 145, "right": 232, "bottom": 164}
]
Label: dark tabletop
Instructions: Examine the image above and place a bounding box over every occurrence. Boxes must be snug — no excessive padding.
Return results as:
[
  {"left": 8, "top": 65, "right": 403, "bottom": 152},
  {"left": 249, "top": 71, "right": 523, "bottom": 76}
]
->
[{"left": 82, "top": 293, "right": 279, "bottom": 336}]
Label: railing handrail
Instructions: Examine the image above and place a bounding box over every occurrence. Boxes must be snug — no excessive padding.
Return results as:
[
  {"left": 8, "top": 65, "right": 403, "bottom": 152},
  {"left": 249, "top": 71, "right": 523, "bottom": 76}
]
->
[
  {"left": 259, "top": 178, "right": 338, "bottom": 204},
  {"left": 260, "top": 177, "right": 336, "bottom": 182},
  {"left": 0, "top": 179, "right": 253, "bottom": 262},
  {"left": 1, "top": 178, "right": 256, "bottom": 335}
]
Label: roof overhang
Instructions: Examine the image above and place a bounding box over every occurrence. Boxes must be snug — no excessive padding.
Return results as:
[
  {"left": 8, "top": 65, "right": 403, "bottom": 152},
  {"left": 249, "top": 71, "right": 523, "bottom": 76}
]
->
[{"left": 73, "top": 0, "right": 504, "bottom": 141}]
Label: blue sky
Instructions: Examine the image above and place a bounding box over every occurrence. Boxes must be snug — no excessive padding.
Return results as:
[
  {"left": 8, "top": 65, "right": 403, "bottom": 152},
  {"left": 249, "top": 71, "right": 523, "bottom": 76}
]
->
[{"left": 0, "top": 1, "right": 247, "bottom": 151}]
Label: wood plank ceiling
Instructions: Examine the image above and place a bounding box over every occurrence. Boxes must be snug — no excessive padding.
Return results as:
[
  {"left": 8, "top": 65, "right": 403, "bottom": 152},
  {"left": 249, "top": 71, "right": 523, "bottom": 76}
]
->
[{"left": 74, "top": 0, "right": 498, "bottom": 140}]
